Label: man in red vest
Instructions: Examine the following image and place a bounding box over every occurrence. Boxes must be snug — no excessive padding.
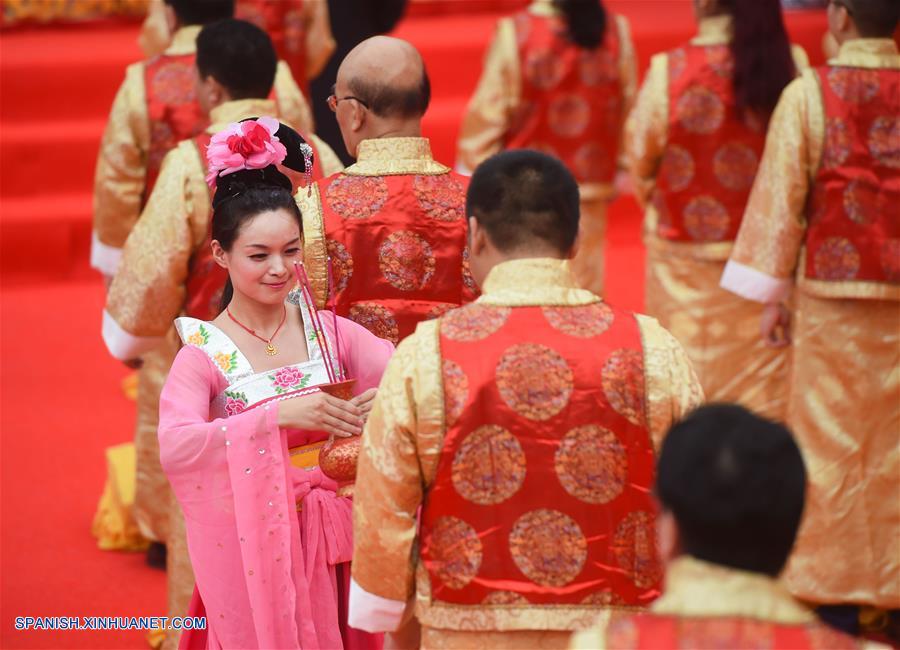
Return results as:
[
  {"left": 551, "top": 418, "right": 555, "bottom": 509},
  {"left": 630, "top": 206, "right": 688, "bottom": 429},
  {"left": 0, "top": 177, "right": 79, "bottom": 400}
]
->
[
  {"left": 92, "top": 0, "right": 314, "bottom": 283},
  {"left": 349, "top": 150, "right": 703, "bottom": 648},
  {"left": 572, "top": 404, "right": 877, "bottom": 650},
  {"left": 721, "top": 0, "right": 899, "bottom": 634},
  {"left": 297, "top": 36, "right": 476, "bottom": 345}
]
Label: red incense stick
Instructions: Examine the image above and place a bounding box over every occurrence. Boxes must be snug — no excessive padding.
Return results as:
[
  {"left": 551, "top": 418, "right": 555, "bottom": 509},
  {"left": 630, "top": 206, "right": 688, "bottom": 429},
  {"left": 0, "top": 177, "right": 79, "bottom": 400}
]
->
[
  {"left": 326, "top": 256, "right": 345, "bottom": 381},
  {"left": 292, "top": 262, "right": 336, "bottom": 382}
]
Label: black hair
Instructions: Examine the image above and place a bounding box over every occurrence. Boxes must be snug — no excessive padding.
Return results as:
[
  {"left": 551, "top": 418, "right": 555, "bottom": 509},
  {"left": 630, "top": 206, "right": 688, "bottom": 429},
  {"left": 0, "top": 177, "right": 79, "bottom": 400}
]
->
[
  {"left": 196, "top": 19, "right": 277, "bottom": 100},
  {"left": 209, "top": 119, "right": 312, "bottom": 311},
  {"left": 656, "top": 404, "right": 807, "bottom": 577},
  {"left": 843, "top": 0, "right": 900, "bottom": 37},
  {"left": 722, "top": 0, "right": 796, "bottom": 120},
  {"left": 553, "top": 0, "right": 608, "bottom": 50},
  {"left": 347, "top": 67, "right": 431, "bottom": 118},
  {"left": 163, "top": 0, "right": 233, "bottom": 26},
  {"left": 466, "top": 150, "right": 580, "bottom": 254}
]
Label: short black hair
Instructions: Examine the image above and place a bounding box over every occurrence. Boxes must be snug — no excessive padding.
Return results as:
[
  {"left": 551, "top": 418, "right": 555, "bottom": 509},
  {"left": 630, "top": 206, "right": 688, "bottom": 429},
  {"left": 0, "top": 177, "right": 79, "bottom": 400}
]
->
[
  {"left": 657, "top": 404, "right": 807, "bottom": 577},
  {"left": 164, "top": 0, "right": 233, "bottom": 26},
  {"left": 196, "top": 19, "right": 277, "bottom": 100},
  {"left": 347, "top": 68, "right": 431, "bottom": 118},
  {"left": 845, "top": 0, "right": 900, "bottom": 37},
  {"left": 466, "top": 150, "right": 580, "bottom": 254}
]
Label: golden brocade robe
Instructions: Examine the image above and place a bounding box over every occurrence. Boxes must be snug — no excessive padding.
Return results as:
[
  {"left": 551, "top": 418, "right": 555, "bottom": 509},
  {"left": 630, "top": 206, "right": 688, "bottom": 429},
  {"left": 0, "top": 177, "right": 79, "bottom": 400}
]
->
[
  {"left": 626, "top": 15, "right": 809, "bottom": 422},
  {"left": 720, "top": 39, "right": 900, "bottom": 609},
  {"left": 139, "top": 0, "right": 334, "bottom": 84},
  {"left": 92, "top": 25, "right": 315, "bottom": 278},
  {"left": 349, "top": 259, "right": 703, "bottom": 650},
  {"left": 570, "top": 556, "right": 884, "bottom": 650},
  {"left": 456, "top": 0, "right": 637, "bottom": 296}
]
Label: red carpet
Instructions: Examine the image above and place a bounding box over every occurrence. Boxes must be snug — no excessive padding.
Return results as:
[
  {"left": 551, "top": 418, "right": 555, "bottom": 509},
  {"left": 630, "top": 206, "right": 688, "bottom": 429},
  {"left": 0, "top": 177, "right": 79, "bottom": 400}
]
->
[{"left": 0, "top": 3, "right": 826, "bottom": 648}]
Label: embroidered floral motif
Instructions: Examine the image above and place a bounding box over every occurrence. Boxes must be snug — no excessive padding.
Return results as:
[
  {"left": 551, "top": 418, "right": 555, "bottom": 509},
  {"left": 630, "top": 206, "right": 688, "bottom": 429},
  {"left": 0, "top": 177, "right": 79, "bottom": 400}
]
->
[
  {"left": 413, "top": 175, "right": 466, "bottom": 221},
  {"left": 349, "top": 302, "right": 400, "bottom": 344},
  {"left": 676, "top": 86, "right": 724, "bottom": 135},
  {"left": 542, "top": 303, "right": 614, "bottom": 338},
  {"left": 442, "top": 359, "right": 469, "bottom": 426},
  {"left": 462, "top": 247, "right": 478, "bottom": 294},
  {"left": 823, "top": 117, "right": 851, "bottom": 169},
  {"left": 602, "top": 348, "right": 646, "bottom": 426},
  {"left": 482, "top": 591, "right": 529, "bottom": 605},
  {"left": 580, "top": 590, "right": 624, "bottom": 606},
  {"left": 269, "top": 366, "right": 311, "bottom": 394},
  {"left": 149, "top": 59, "right": 195, "bottom": 105},
  {"left": 705, "top": 45, "right": 734, "bottom": 77},
  {"left": 555, "top": 425, "right": 627, "bottom": 504},
  {"left": 441, "top": 304, "right": 510, "bottom": 342},
  {"left": 683, "top": 195, "right": 731, "bottom": 241},
  {"left": 813, "top": 237, "right": 861, "bottom": 280},
  {"left": 378, "top": 231, "right": 436, "bottom": 291},
  {"left": 842, "top": 178, "right": 879, "bottom": 225},
  {"left": 669, "top": 48, "right": 687, "bottom": 80},
  {"left": 223, "top": 390, "right": 248, "bottom": 416},
  {"left": 548, "top": 94, "right": 591, "bottom": 138},
  {"left": 495, "top": 343, "right": 574, "bottom": 421},
  {"left": 611, "top": 511, "right": 662, "bottom": 589},
  {"left": 187, "top": 324, "right": 210, "bottom": 347},
  {"left": 580, "top": 48, "right": 618, "bottom": 86},
  {"left": 426, "top": 516, "right": 483, "bottom": 590},
  {"left": 213, "top": 350, "right": 238, "bottom": 374},
  {"left": 867, "top": 115, "right": 900, "bottom": 169},
  {"left": 326, "top": 175, "right": 389, "bottom": 219},
  {"left": 525, "top": 47, "right": 565, "bottom": 89},
  {"left": 827, "top": 67, "right": 880, "bottom": 103},
  {"left": 326, "top": 239, "right": 353, "bottom": 293},
  {"left": 451, "top": 424, "right": 526, "bottom": 505},
  {"left": 881, "top": 239, "right": 900, "bottom": 281},
  {"left": 713, "top": 142, "right": 758, "bottom": 191},
  {"left": 508, "top": 509, "right": 587, "bottom": 587}
]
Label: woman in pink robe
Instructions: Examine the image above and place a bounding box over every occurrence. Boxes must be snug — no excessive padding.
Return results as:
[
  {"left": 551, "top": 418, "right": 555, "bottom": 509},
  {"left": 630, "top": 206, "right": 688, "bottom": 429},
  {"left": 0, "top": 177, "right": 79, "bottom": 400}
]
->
[{"left": 157, "top": 117, "right": 392, "bottom": 649}]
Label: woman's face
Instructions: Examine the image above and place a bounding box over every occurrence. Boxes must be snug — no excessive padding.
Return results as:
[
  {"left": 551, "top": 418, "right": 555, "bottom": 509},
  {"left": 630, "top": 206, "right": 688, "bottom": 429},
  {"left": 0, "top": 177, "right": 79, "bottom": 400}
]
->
[{"left": 217, "top": 208, "right": 302, "bottom": 306}]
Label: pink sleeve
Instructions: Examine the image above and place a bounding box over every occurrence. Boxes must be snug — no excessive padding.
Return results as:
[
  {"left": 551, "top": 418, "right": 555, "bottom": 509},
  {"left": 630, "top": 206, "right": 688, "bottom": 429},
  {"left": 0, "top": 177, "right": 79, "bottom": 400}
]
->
[
  {"left": 322, "top": 314, "right": 395, "bottom": 395},
  {"left": 158, "top": 345, "right": 280, "bottom": 476}
]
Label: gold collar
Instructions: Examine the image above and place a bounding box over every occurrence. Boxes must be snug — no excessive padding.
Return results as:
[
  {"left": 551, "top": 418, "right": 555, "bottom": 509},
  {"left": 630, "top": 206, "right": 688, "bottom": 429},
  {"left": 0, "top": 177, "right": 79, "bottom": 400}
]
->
[
  {"left": 208, "top": 99, "right": 278, "bottom": 133},
  {"left": 831, "top": 38, "right": 900, "bottom": 69},
  {"left": 478, "top": 258, "right": 599, "bottom": 307},
  {"left": 652, "top": 556, "right": 816, "bottom": 625},
  {"left": 343, "top": 137, "right": 450, "bottom": 176},
  {"left": 528, "top": 0, "right": 559, "bottom": 18},
  {"left": 691, "top": 15, "right": 732, "bottom": 47},
  {"left": 164, "top": 25, "right": 201, "bottom": 56}
]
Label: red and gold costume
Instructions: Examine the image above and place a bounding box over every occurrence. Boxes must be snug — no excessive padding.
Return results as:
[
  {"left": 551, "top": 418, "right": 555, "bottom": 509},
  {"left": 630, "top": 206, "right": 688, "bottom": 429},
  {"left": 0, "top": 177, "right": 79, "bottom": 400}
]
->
[
  {"left": 349, "top": 258, "right": 703, "bottom": 649},
  {"left": 457, "top": 0, "right": 637, "bottom": 295},
  {"left": 721, "top": 38, "right": 900, "bottom": 609},
  {"left": 92, "top": 24, "right": 314, "bottom": 279},
  {"left": 298, "top": 137, "right": 477, "bottom": 345},
  {"left": 99, "top": 99, "right": 341, "bottom": 650},
  {"left": 570, "top": 557, "right": 882, "bottom": 650},
  {"left": 627, "top": 15, "right": 809, "bottom": 421},
  {"left": 139, "top": 0, "right": 334, "bottom": 89}
]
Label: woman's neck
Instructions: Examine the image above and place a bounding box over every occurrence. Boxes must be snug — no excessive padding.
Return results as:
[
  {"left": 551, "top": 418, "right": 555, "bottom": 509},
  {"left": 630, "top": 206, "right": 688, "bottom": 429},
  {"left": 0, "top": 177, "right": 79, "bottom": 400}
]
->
[{"left": 226, "top": 293, "right": 286, "bottom": 333}]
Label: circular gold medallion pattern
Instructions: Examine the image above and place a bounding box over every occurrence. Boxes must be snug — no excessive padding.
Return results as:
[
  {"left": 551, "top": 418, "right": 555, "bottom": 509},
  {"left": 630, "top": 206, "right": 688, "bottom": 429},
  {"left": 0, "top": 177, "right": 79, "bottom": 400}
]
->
[
  {"left": 842, "top": 178, "right": 878, "bottom": 225},
  {"left": 452, "top": 425, "right": 526, "bottom": 505},
  {"left": 555, "top": 425, "right": 628, "bottom": 504},
  {"left": 676, "top": 86, "right": 724, "bottom": 134},
  {"left": 713, "top": 142, "right": 758, "bottom": 191},
  {"left": 496, "top": 343, "right": 574, "bottom": 421},
  {"left": 542, "top": 303, "right": 614, "bottom": 338},
  {"left": 326, "top": 175, "right": 389, "bottom": 219},
  {"left": 868, "top": 116, "right": 900, "bottom": 169},
  {"left": 548, "top": 94, "right": 591, "bottom": 138},
  {"left": 525, "top": 48, "right": 565, "bottom": 89},
  {"left": 427, "top": 516, "right": 483, "bottom": 590},
  {"left": 602, "top": 349, "right": 646, "bottom": 427},
  {"left": 813, "top": 237, "right": 861, "bottom": 280},
  {"left": 611, "top": 511, "right": 662, "bottom": 589},
  {"left": 413, "top": 175, "right": 466, "bottom": 221},
  {"left": 441, "top": 304, "right": 510, "bottom": 342},
  {"left": 483, "top": 590, "right": 529, "bottom": 605},
  {"left": 348, "top": 303, "right": 400, "bottom": 344},
  {"left": 326, "top": 239, "right": 353, "bottom": 293},
  {"left": 442, "top": 359, "right": 470, "bottom": 428},
  {"left": 823, "top": 118, "right": 851, "bottom": 169},
  {"left": 509, "top": 509, "right": 587, "bottom": 587},
  {"left": 828, "top": 67, "right": 880, "bottom": 103},
  {"left": 683, "top": 195, "right": 731, "bottom": 241},
  {"left": 660, "top": 145, "right": 695, "bottom": 192},
  {"left": 378, "top": 231, "right": 435, "bottom": 291}
]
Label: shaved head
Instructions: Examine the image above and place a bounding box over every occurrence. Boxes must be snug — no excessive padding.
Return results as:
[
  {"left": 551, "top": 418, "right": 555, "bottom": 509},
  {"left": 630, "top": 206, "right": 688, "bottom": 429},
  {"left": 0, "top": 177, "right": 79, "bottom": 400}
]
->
[{"left": 337, "top": 36, "right": 430, "bottom": 118}]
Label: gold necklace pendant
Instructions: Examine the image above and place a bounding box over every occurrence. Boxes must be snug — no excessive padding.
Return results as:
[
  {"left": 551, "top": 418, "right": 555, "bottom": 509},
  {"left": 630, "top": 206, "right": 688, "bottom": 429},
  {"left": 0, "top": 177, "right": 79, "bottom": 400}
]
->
[{"left": 265, "top": 342, "right": 277, "bottom": 356}]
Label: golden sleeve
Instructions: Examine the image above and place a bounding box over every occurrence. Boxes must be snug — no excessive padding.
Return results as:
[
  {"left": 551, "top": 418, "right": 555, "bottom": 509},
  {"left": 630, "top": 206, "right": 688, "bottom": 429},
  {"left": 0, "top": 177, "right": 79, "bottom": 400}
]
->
[
  {"left": 625, "top": 53, "right": 668, "bottom": 208},
  {"left": 274, "top": 60, "right": 315, "bottom": 134},
  {"left": 297, "top": 182, "right": 328, "bottom": 308},
  {"left": 727, "top": 73, "right": 821, "bottom": 289},
  {"left": 138, "top": 0, "right": 170, "bottom": 58},
  {"left": 92, "top": 63, "right": 150, "bottom": 275},
  {"left": 106, "top": 146, "right": 199, "bottom": 339},
  {"left": 455, "top": 17, "right": 520, "bottom": 174},
  {"left": 303, "top": 0, "right": 335, "bottom": 81},
  {"left": 308, "top": 133, "right": 345, "bottom": 177},
  {"left": 638, "top": 314, "right": 705, "bottom": 452},
  {"left": 352, "top": 320, "right": 445, "bottom": 602}
]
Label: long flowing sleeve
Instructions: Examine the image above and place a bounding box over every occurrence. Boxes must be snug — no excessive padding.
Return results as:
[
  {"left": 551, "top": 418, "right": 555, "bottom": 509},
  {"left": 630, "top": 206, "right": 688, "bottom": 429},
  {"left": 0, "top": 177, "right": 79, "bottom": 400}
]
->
[
  {"left": 625, "top": 53, "right": 669, "bottom": 209},
  {"left": 321, "top": 314, "right": 395, "bottom": 393},
  {"left": 350, "top": 321, "right": 445, "bottom": 632},
  {"left": 103, "top": 144, "right": 206, "bottom": 360},
  {"left": 721, "top": 73, "right": 821, "bottom": 303},
  {"left": 92, "top": 62, "right": 150, "bottom": 277},
  {"left": 455, "top": 17, "right": 520, "bottom": 174},
  {"left": 274, "top": 60, "right": 315, "bottom": 134},
  {"left": 638, "top": 315, "right": 705, "bottom": 452},
  {"left": 303, "top": 0, "right": 335, "bottom": 81}
]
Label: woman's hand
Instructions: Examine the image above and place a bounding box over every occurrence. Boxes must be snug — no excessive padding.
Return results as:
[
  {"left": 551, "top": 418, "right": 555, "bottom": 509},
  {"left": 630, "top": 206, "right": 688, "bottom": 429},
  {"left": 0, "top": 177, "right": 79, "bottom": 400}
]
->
[
  {"left": 277, "top": 392, "right": 363, "bottom": 438},
  {"left": 352, "top": 388, "right": 378, "bottom": 423}
]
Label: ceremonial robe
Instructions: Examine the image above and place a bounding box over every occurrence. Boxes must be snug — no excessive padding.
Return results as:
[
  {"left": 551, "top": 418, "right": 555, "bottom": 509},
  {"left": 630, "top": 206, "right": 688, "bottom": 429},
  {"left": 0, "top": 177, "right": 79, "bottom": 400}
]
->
[
  {"left": 456, "top": 0, "right": 637, "bottom": 295},
  {"left": 349, "top": 258, "right": 703, "bottom": 649},
  {"left": 627, "top": 15, "right": 809, "bottom": 421},
  {"left": 298, "top": 137, "right": 477, "bottom": 345},
  {"left": 720, "top": 38, "right": 900, "bottom": 609}
]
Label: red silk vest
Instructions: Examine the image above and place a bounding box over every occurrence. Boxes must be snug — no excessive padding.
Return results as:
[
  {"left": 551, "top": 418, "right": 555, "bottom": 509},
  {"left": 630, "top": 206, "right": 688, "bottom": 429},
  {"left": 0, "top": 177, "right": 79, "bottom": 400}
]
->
[
  {"left": 421, "top": 302, "right": 659, "bottom": 608},
  {"left": 144, "top": 53, "right": 208, "bottom": 203},
  {"left": 652, "top": 44, "right": 766, "bottom": 243},
  {"left": 804, "top": 66, "right": 900, "bottom": 284},
  {"left": 506, "top": 12, "right": 623, "bottom": 185},
  {"left": 319, "top": 172, "right": 476, "bottom": 345},
  {"left": 237, "top": 0, "right": 307, "bottom": 90},
  {"left": 184, "top": 132, "right": 326, "bottom": 320},
  {"left": 598, "top": 613, "right": 866, "bottom": 649}
]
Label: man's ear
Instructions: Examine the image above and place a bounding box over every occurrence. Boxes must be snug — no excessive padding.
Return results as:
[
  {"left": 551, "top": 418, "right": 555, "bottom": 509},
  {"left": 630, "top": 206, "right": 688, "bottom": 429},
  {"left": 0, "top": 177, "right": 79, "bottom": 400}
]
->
[
  {"left": 567, "top": 231, "right": 581, "bottom": 261},
  {"left": 211, "top": 240, "right": 228, "bottom": 269},
  {"left": 468, "top": 216, "right": 486, "bottom": 255},
  {"left": 351, "top": 101, "right": 367, "bottom": 133}
]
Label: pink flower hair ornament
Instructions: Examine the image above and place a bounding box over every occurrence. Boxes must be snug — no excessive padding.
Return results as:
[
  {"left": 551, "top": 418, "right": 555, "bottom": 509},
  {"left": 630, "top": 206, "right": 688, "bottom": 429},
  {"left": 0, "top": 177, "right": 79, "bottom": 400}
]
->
[{"left": 206, "top": 116, "right": 288, "bottom": 187}]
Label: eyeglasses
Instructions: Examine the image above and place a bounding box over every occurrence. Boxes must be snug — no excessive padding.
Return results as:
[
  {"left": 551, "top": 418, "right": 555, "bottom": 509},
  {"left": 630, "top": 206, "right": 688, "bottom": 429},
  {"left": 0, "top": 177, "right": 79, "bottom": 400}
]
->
[{"left": 327, "top": 85, "right": 369, "bottom": 112}]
